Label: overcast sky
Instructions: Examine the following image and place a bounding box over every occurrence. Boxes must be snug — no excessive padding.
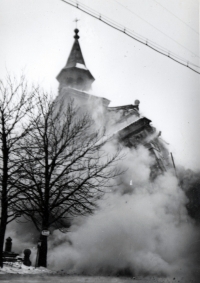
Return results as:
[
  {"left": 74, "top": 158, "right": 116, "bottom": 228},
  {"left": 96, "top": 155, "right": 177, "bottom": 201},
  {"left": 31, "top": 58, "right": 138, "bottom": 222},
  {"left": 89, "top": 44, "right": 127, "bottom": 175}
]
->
[{"left": 0, "top": 0, "right": 199, "bottom": 170}]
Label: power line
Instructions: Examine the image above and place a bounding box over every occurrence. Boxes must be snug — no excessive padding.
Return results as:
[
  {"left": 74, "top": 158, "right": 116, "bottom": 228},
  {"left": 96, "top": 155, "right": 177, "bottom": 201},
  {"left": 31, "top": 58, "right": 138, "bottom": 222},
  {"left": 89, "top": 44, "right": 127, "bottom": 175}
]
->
[
  {"left": 60, "top": 0, "right": 200, "bottom": 74},
  {"left": 112, "top": 0, "right": 199, "bottom": 58},
  {"left": 152, "top": 0, "right": 199, "bottom": 35}
]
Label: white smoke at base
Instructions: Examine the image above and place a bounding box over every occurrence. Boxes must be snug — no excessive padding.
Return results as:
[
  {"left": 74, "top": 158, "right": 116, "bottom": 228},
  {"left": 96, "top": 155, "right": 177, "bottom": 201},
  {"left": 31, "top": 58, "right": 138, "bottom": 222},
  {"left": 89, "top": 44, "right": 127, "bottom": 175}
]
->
[
  {"left": 47, "top": 145, "right": 199, "bottom": 277},
  {"left": 4, "top": 96, "right": 199, "bottom": 279}
]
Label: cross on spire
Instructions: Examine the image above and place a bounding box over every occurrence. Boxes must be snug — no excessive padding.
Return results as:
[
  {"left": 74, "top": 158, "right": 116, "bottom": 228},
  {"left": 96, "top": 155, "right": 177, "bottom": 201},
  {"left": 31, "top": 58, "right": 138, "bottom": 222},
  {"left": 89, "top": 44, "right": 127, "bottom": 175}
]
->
[{"left": 74, "top": 18, "right": 80, "bottom": 28}]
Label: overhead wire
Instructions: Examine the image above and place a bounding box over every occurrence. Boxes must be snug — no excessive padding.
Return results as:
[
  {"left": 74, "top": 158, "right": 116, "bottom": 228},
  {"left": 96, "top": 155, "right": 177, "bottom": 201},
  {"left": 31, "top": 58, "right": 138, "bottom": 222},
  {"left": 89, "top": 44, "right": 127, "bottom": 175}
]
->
[
  {"left": 152, "top": 0, "right": 199, "bottom": 35},
  {"left": 60, "top": 0, "right": 200, "bottom": 74},
  {"left": 112, "top": 0, "right": 199, "bottom": 58}
]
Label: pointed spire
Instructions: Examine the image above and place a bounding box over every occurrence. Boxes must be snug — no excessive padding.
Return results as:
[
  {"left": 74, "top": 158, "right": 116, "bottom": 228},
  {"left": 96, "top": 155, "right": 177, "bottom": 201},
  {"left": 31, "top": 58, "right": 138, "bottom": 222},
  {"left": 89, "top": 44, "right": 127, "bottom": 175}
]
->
[
  {"left": 65, "top": 29, "right": 85, "bottom": 68},
  {"left": 56, "top": 28, "right": 95, "bottom": 91}
]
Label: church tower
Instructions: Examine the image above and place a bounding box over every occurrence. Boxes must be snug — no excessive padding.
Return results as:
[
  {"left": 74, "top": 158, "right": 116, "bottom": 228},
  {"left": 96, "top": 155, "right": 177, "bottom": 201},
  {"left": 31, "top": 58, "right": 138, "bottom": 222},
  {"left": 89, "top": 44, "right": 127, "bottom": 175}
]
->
[{"left": 56, "top": 29, "right": 95, "bottom": 92}]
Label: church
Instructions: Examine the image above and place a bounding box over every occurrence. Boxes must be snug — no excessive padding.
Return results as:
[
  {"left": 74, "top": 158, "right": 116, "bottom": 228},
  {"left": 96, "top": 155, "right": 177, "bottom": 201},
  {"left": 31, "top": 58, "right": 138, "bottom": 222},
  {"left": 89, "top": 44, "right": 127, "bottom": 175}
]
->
[{"left": 55, "top": 28, "right": 170, "bottom": 177}]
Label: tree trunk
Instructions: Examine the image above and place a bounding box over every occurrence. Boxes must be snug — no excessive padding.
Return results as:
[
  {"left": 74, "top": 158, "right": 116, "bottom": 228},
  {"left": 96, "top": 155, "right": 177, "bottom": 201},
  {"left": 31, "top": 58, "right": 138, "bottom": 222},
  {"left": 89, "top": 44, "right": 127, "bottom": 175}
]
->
[
  {"left": 0, "top": 112, "right": 8, "bottom": 268},
  {"left": 0, "top": 219, "right": 7, "bottom": 268},
  {"left": 38, "top": 234, "right": 48, "bottom": 268}
]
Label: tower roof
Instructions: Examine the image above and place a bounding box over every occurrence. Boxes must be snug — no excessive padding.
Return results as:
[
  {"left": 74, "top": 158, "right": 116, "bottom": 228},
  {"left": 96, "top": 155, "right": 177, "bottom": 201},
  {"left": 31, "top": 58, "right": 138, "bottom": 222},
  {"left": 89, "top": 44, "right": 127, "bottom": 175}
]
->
[
  {"left": 65, "top": 29, "right": 86, "bottom": 69},
  {"left": 57, "top": 29, "right": 95, "bottom": 91}
]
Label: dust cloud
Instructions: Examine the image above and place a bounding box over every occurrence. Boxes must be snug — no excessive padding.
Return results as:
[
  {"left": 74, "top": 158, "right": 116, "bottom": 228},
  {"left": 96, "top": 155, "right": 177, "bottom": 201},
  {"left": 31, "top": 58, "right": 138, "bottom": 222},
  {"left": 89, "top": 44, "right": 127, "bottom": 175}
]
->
[
  {"left": 4, "top": 96, "right": 200, "bottom": 281},
  {"left": 47, "top": 144, "right": 199, "bottom": 279}
]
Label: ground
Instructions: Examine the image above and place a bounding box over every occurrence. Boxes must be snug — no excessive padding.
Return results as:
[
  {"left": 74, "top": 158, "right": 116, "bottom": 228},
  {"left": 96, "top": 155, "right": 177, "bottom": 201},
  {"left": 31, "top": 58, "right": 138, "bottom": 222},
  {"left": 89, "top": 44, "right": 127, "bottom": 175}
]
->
[
  {"left": 0, "top": 274, "right": 197, "bottom": 283},
  {"left": 0, "top": 263, "right": 197, "bottom": 283}
]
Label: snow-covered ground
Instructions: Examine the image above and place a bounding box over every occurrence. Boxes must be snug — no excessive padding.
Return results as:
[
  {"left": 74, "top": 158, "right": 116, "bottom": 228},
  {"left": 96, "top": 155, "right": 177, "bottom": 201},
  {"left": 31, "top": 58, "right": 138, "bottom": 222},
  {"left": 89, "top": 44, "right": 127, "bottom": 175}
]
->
[
  {"left": 0, "top": 263, "right": 197, "bottom": 283},
  {"left": 0, "top": 274, "right": 196, "bottom": 283},
  {"left": 0, "top": 261, "right": 52, "bottom": 274}
]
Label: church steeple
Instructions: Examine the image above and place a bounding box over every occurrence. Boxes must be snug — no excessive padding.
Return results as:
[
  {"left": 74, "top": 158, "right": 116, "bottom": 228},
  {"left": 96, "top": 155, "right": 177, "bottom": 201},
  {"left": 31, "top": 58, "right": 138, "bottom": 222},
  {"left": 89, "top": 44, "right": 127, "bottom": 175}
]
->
[{"left": 56, "top": 29, "right": 95, "bottom": 91}]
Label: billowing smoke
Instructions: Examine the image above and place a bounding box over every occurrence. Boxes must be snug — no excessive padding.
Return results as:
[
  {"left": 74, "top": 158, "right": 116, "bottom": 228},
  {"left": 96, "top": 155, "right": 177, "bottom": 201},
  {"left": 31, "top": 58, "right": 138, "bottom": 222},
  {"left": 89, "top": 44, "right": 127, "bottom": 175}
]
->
[
  {"left": 4, "top": 93, "right": 200, "bottom": 281},
  {"left": 46, "top": 144, "right": 200, "bottom": 279}
]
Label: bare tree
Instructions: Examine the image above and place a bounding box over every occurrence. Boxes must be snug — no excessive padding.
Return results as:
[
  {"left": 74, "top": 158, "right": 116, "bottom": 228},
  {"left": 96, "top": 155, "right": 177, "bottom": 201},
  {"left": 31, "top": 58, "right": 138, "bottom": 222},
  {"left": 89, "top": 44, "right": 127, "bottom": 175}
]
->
[
  {"left": 15, "top": 92, "right": 122, "bottom": 267},
  {"left": 0, "top": 75, "right": 35, "bottom": 267}
]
